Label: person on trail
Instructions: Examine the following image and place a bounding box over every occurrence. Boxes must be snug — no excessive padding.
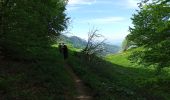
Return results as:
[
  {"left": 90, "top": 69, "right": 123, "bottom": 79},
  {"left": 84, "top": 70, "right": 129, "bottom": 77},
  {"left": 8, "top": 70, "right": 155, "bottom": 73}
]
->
[
  {"left": 63, "top": 44, "right": 68, "bottom": 60},
  {"left": 58, "top": 43, "right": 62, "bottom": 53}
]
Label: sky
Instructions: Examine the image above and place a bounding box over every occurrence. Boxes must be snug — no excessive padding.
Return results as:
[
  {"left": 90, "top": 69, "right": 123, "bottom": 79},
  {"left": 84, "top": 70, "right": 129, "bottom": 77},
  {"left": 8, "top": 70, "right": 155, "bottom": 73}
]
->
[{"left": 65, "top": 0, "right": 140, "bottom": 46}]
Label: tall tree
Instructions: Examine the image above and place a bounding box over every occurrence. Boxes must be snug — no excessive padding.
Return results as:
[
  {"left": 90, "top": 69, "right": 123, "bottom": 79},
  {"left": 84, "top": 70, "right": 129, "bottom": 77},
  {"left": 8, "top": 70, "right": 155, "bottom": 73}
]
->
[
  {"left": 0, "top": 0, "right": 68, "bottom": 59},
  {"left": 127, "top": 0, "right": 170, "bottom": 70}
]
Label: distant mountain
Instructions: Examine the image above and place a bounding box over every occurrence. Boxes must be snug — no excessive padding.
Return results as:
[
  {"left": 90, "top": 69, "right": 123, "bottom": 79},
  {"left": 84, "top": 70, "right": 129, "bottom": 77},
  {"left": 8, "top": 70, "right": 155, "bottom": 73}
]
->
[
  {"left": 59, "top": 35, "right": 120, "bottom": 55},
  {"left": 102, "top": 43, "right": 120, "bottom": 55},
  {"left": 69, "top": 36, "right": 87, "bottom": 49},
  {"left": 59, "top": 35, "right": 86, "bottom": 49}
]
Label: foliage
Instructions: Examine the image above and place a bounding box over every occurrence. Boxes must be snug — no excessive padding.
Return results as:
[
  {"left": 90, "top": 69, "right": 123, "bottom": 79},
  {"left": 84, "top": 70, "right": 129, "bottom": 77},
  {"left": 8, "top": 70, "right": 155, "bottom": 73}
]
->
[
  {"left": 127, "top": 0, "right": 170, "bottom": 69},
  {"left": 0, "top": 0, "right": 68, "bottom": 59}
]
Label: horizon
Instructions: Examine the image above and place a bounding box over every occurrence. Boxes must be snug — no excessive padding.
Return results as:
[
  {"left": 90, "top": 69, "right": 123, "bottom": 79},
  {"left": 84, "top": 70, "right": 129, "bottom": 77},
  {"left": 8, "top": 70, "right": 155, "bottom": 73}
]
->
[
  {"left": 65, "top": 34, "right": 121, "bottom": 46},
  {"left": 65, "top": 0, "right": 140, "bottom": 46}
]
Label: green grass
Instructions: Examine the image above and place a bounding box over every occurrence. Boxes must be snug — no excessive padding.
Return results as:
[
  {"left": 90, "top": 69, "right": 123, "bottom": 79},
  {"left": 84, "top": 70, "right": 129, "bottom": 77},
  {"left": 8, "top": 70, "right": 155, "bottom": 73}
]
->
[
  {"left": 106, "top": 48, "right": 144, "bottom": 67},
  {"left": 1, "top": 44, "right": 169, "bottom": 100},
  {"left": 0, "top": 46, "right": 75, "bottom": 100},
  {"left": 68, "top": 49, "right": 170, "bottom": 100},
  {"left": 106, "top": 51, "right": 131, "bottom": 67}
]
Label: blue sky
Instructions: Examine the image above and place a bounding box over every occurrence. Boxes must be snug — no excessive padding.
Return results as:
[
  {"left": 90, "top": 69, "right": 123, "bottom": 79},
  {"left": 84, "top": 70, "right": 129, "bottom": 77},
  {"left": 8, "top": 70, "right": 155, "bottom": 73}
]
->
[{"left": 65, "top": 0, "right": 140, "bottom": 45}]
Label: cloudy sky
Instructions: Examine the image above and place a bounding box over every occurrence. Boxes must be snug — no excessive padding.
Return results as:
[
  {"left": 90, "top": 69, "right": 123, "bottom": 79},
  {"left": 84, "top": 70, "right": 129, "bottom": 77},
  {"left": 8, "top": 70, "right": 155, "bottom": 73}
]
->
[{"left": 65, "top": 0, "right": 140, "bottom": 45}]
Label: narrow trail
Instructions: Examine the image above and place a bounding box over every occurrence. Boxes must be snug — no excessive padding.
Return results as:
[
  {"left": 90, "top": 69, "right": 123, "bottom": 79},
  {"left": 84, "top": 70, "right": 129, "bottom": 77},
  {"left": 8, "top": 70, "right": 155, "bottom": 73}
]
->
[{"left": 64, "top": 63, "right": 93, "bottom": 100}]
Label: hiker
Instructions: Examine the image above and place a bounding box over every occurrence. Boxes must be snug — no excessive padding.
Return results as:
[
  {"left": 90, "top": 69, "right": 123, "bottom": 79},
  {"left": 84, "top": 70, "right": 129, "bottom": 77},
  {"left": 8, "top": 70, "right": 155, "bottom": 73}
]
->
[
  {"left": 58, "top": 43, "right": 62, "bottom": 53},
  {"left": 62, "top": 44, "right": 68, "bottom": 59}
]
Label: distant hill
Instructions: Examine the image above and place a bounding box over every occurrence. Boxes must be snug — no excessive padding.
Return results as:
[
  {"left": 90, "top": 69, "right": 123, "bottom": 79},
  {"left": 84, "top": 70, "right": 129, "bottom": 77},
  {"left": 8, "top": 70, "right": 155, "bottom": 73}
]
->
[
  {"left": 58, "top": 35, "right": 86, "bottom": 49},
  {"left": 69, "top": 36, "right": 87, "bottom": 49},
  {"left": 102, "top": 43, "right": 120, "bottom": 55},
  {"left": 59, "top": 35, "right": 120, "bottom": 55}
]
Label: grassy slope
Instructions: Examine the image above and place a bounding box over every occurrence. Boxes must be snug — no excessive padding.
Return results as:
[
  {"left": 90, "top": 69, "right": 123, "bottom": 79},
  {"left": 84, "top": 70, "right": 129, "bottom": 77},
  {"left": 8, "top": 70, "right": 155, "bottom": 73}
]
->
[
  {"left": 68, "top": 49, "right": 170, "bottom": 100},
  {"left": 0, "top": 46, "right": 75, "bottom": 100}
]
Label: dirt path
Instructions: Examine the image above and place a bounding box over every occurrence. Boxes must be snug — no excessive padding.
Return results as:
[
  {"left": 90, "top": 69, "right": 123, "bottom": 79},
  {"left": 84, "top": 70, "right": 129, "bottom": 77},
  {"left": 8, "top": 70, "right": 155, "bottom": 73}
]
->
[{"left": 64, "top": 63, "right": 93, "bottom": 100}]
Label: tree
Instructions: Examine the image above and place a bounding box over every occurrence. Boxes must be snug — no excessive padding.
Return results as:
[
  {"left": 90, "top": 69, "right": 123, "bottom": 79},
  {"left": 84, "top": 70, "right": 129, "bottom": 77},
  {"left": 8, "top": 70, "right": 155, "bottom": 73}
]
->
[
  {"left": 0, "top": 0, "right": 68, "bottom": 59},
  {"left": 127, "top": 0, "right": 170, "bottom": 70},
  {"left": 82, "top": 28, "right": 106, "bottom": 60}
]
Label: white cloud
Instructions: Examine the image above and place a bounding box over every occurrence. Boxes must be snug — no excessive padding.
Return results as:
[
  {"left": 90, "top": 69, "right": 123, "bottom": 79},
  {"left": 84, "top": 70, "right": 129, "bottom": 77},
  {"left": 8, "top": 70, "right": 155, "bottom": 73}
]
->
[
  {"left": 68, "top": 0, "right": 96, "bottom": 5},
  {"left": 94, "top": 0, "right": 139, "bottom": 9},
  {"left": 67, "top": 0, "right": 96, "bottom": 11},
  {"left": 92, "top": 17, "right": 125, "bottom": 23},
  {"left": 66, "top": 6, "right": 80, "bottom": 11},
  {"left": 66, "top": 0, "right": 139, "bottom": 11},
  {"left": 78, "top": 17, "right": 125, "bottom": 24},
  {"left": 126, "top": 0, "right": 139, "bottom": 8}
]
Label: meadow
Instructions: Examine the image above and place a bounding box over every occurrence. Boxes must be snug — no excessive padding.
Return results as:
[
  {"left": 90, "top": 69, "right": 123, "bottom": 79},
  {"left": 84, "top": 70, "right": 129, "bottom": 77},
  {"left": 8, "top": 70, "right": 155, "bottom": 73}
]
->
[{"left": 68, "top": 49, "right": 170, "bottom": 100}]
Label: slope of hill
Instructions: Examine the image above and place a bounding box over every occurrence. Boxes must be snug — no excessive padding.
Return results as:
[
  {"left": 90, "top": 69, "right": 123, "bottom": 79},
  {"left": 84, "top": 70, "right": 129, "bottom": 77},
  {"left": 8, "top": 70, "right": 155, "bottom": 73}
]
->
[
  {"left": 0, "top": 47, "right": 76, "bottom": 100},
  {"left": 102, "top": 43, "right": 120, "bottom": 55},
  {"left": 59, "top": 35, "right": 120, "bottom": 55},
  {"left": 69, "top": 36, "right": 87, "bottom": 49},
  {"left": 58, "top": 35, "right": 86, "bottom": 49},
  {"left": 1, "top": 42, "right": 170, "bottom": 100},
  {"left": 68, "top": 49, "right": 170, "bottom": 100}
]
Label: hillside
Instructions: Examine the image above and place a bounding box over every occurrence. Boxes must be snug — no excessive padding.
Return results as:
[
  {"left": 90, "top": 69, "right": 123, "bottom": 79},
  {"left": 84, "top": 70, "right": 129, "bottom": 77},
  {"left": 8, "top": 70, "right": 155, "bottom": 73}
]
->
[
  {"left": 59, "top": 35, "right": 87, "bottom": 49},
  {"left": 59, "top": 35, "right": 120, "bottom": 55},
  {"left": 68, "top": 49, "right": 170, "bottom": 100},
  {"left": 0, "top": 47, "right": 76, "bottom": 99},
  {"left": 1, "top": 43, "right": 170, "bottom": 100},
  {"left": 1, "top": 0, "right": 169, "bottom": 100}
]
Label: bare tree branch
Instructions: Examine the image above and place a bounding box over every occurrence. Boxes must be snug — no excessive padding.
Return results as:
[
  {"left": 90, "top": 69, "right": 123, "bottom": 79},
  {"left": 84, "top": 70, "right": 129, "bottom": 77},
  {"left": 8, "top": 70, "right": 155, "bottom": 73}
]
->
[{"left": 82, "top": 28, "right": 106, "bottom": 58}]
